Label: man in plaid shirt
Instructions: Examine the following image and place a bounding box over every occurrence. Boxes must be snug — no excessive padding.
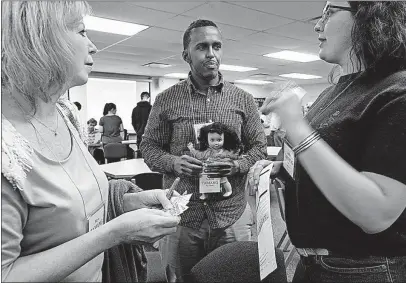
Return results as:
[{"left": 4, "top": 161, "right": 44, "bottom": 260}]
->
[{"left": 140, "top": 19, "right": 267, "bottom": 282}]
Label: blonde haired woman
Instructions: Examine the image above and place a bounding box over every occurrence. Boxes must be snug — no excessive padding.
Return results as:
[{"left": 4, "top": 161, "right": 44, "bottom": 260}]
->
[{"left": 1, "top": 2, "right": 179, "bottom": 282}]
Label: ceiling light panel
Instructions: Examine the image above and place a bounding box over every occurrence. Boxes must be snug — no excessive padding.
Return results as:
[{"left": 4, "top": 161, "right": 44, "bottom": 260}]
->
[
  {"left": 263, "top": 50, "right": 320, "bottom": 62},
  {"left": 84, "top": 16, "right": 149, "bottom": 36},
  {"left": 279, "top": 73, "right": 322, "bottom": 79},
  {"left": 220, "top": 64, "right": 258, "bottom": 72},
  {"left": 234, "top": 79, "right": 273, "bottom": 85}
]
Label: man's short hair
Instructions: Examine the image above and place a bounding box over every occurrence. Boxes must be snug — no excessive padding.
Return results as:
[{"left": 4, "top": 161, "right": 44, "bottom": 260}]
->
[
  {"left": 73, "top": 101, "right": 82, "bottom": 110},
  {"left": 141, "top": 91, "right": 150, "bottom": 100},
  {"left": 183, "top": 19, "right": 219, "bottom": 50}
]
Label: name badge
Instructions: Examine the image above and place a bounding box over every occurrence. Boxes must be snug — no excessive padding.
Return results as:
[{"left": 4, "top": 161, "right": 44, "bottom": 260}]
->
[
  {"left": 199, "top": 174, "right": 221, "bottom": 193},
  {"left": 193, "top": 122, "right": 213, "bottom": 143},
  {"left": 88, "top": 202, "right": 105, "bottom": 232},
  {"left": 283, "top": 140, "right": 296, "bottom": 180}
]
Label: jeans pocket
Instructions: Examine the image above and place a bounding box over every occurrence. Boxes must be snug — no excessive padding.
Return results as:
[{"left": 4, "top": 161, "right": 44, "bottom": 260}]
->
[{"left": 319, "top": 257, "right": 388, "bottom": 274}]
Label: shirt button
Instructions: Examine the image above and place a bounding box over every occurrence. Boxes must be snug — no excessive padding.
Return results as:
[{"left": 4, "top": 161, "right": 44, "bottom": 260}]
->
[
  {"left": 207, "top": 98, "right": 210, "bottom": 102},
  {"left": 203, "top": 202, "right": 207, "bottom": 206}
]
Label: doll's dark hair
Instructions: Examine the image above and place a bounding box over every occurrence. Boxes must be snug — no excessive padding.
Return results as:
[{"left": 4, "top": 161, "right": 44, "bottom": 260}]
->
[{"left": 198, "top": 122, "right": 243, "bottom": 153}]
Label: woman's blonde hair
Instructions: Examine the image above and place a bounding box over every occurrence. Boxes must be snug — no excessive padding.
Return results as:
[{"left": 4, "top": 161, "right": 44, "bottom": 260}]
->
[{"left": 1, "top": 1, "right": 92, "bottom": 111}]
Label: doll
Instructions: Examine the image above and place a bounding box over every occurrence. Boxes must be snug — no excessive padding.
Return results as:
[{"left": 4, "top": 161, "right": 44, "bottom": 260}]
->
[{"left": 187, "top": 122, "right": 243, "bottom": 200}]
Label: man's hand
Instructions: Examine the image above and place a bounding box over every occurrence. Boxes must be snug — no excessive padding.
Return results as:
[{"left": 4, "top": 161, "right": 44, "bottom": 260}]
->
[
  {"left": 173, "top": 155, "right": 203, "bottom": 177},
  {"left": 204, "top": 160, "right": 240, "bottom": 177}
]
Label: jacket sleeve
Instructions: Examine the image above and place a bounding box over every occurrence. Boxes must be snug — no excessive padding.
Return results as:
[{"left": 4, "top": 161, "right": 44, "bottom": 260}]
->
[{"left": 131, "top": 107, "right": 137, "bottom": 131}]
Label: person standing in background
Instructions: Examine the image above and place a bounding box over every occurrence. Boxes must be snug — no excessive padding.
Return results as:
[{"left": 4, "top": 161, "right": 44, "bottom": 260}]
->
[
  {"left": 99, "top": 102, "right": 124, "bottom": 144},
  {"left": 131, "top": 91, "right": 152, "bottom": 155}
]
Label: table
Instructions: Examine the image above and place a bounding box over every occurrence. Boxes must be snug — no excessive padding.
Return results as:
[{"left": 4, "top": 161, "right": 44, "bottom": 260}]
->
[
  {"left": 100, "top": 158, "right": 152, "bottom": 179},
  {"left": 267, "top": 146, "right": 281, "bottom": 159},
  {"left": 121, "top": 140, "right": 137, "bottom": 144}
]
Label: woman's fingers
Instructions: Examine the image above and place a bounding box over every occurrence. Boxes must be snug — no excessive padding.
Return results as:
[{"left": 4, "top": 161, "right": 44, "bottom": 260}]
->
[{"left": 156, "top": 191, "right": 174, "bottom": 210}]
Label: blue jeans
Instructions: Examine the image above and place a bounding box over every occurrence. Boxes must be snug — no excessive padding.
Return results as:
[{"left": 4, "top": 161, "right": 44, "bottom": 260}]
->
[
  {"left": 292, "top": 255, "right": 406, "bottom": 283},
  {"left": 159, "top": 204, "right": 253, "bottom": 282}
]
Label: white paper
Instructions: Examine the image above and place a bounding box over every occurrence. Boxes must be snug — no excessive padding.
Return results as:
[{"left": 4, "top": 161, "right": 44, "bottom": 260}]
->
[
  {"left": 256, "top": 163, "right": 277, "bottom": 280},
  {"left": 283, "top": 142, "right": 296, "bottom": 180},
  {"left": 164, "top": 191, "right": 192, "bottom": 216}
]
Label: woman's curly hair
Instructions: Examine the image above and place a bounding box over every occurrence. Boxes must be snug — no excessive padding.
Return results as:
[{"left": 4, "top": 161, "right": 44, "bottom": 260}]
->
[
  {"left": 330, "top": 1, "right": 406, "bottom": 82},
  {"left": 198, "top": 122, "right": 243, "bottom": 153}
]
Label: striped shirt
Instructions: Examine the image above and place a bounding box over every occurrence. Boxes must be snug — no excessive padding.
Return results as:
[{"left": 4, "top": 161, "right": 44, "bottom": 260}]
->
[{"left": 141, "top": 73, "right": 267, "bottom": 229}]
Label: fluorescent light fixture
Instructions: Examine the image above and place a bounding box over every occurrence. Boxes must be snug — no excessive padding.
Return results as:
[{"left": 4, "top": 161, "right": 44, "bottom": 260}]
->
[
  {"left": 164, "top": 73, "right": 188, "bottom": 79},
  {"left": 263, "top": 50, "right": 320, "bottom": 62},
  {"left": 234, "top": 79, "right": 273, "bottom": 85},
  {"left": 279, "top": 73, "right": 322, "bottom": 80},
  {"left": 143, "top": 63, "right": 172, "bottom": 68},
  {"left": 220, "top": 64, "right": 258, "bottom": 72},
  {"left": 84, "top": 16, "right": 149, "bottom": 36}
]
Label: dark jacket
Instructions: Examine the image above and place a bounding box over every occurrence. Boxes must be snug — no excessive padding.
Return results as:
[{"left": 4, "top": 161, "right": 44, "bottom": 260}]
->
[{"left": 131, "top": 101, "right": 152, "bottom": 138}]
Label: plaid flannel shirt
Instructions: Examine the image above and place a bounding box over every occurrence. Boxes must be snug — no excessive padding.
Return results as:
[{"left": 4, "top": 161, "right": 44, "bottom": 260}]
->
[{"left": 141, "top": 73, "right": 267, "bottom": 229}]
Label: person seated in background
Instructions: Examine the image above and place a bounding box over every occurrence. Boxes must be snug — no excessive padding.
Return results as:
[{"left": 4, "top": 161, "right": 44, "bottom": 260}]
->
[
  {"left": 99, "top": 102, "right": 124, "bottom": 144},
  {"left": 87, "top": 118, "right": 100, "bottom": 145},
  {"left": 87, "top": 118, "right": 105, "bottom": 164}
]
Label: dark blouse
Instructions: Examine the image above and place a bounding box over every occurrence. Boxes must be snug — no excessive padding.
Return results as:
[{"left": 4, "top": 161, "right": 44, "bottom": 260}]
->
[{"left": 283, "top": 71, "right": 406, "bottom": 256}]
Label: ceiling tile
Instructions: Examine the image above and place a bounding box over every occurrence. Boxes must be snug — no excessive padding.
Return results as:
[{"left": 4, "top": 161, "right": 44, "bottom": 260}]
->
[
  {"left": 265, "top": 21, "right": 318, "bottom": 43},
  {"left": 118, "top": 37, "right": 182, "bottom": 53},
  {"left": 89, "top": 1, "right": 175, "bottom": 26},
  {"left": 156, "top": 15, "right": 257, "bottom": 41},
  {"left": 224, "top": 39, "right": 279, "bottom": 56},
  {"left": 231, "top": 2, "right": 324, "bottom": 21},
  {"left": 182, "top": 2, "right": 294, "bottom": 31},
  {"left": 135, "top": 27, "right": 184, "bottom": 44},
  {"left": 131, "top": 2, "right": 206, "bottom": 14},
  {"left": 243, "top": 32, "right": 304, "bottom": 50}
]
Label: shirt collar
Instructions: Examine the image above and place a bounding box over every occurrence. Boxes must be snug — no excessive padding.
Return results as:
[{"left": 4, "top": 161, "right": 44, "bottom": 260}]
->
[{"left": 186, "top": 71, "right": 225, "bottom": 94}]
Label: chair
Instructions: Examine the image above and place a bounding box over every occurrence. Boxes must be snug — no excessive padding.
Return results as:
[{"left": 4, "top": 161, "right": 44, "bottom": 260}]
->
[
  {"left": 190, "top": 241, "right": 287, "bottom": 283},
  {"left": 131, "top": 172, "right": 163, "bottom": 190},
  {"left": 273, "top": 177, "right": 296, "bottom": 266},
  {"left": 103, "top": 143, "right": 128, "bottom": 164}
]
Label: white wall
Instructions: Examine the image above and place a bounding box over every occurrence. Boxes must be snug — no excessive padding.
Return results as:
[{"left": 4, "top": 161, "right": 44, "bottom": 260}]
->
[
  {"left": 150, "top": 77, "right": 180, "bottom": 103},
  {"left": 86, "top": 78, "right": 140, "bottom": 131},
  {"left": 69, "top": 78, "right": 149, "bottom": 131}
]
